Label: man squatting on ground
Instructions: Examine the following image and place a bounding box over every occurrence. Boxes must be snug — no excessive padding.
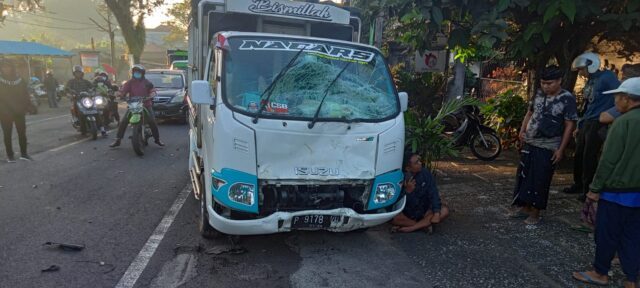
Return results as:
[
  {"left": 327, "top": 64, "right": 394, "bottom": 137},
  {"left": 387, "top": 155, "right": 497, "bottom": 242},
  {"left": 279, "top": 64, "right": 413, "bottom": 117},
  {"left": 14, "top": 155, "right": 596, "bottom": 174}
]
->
[{"left": 391, "top": 152, "right": 449, "bottom": 233}]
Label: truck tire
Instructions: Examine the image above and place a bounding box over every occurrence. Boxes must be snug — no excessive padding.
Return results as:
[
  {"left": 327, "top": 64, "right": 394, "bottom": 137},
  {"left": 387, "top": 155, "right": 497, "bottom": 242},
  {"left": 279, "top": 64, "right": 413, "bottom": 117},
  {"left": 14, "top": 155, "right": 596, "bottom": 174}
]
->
[{"left": 199, "top": 173, "right": 219, "bottom": 239}]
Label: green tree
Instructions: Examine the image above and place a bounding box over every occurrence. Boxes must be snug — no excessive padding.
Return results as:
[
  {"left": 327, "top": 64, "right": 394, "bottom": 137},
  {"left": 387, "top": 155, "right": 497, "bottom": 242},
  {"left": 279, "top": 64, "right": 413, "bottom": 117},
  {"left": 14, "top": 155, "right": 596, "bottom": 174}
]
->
[
  {"left": 163, "top": 0, "right": 190, "bottom": 48},
  {"left": 104, "top": 0, "right": 164, "bottom": 63},
  {"left": 356, "top": 0, "right": 640, "bottom": 92},
  {"left": 21, "top": 32, "right": 66, "bottom": 49},
  {"left": 1, "top": 0, "right": 43, "bottom": 24}
]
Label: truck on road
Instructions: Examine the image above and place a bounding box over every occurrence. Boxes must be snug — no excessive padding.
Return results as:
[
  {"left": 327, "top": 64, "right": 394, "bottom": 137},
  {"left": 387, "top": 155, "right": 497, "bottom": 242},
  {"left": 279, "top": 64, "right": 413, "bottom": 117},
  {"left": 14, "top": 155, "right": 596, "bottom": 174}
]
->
[{"left": 188, "top": 0, "right": 409, "bottom": 236}]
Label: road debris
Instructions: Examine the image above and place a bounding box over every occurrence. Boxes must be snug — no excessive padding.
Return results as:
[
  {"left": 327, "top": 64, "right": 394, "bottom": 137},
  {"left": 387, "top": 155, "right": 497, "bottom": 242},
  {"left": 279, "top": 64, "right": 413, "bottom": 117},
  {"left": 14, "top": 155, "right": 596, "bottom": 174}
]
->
[
  {"left": 74, "top": 260, "right": 116, "bottom": 274},
  {"left": 43, "top": 242, "right": 85, "bottom": 251},
  {"left": 41, "top": 265, "right": 60, "bottom": 272},
  {"left": 173, "top": 244, "right": 203, "bottom": 254},
  {"left": 205, "top": 245, "right": 247, "bottom": 255}
]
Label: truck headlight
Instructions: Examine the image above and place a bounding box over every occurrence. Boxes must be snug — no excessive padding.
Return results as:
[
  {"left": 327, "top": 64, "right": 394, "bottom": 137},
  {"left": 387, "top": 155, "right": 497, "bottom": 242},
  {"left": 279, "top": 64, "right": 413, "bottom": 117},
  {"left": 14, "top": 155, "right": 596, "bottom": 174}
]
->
[
  {"left": 228, "top": 183, "right": 255, "bottom": 206},
  {"left": 373, "top": 183, "right": 396, "bottom": 204}
]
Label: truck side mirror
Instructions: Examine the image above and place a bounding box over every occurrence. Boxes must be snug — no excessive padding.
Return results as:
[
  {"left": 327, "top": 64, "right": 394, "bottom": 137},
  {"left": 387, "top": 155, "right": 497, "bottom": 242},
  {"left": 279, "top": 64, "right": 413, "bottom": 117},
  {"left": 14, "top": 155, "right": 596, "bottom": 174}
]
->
[
  {"left": 190, "top": 80, "right": 213, "bottom": 106},
  {"left": 399, "top": 92, "right": 408, "bottom": 112}
]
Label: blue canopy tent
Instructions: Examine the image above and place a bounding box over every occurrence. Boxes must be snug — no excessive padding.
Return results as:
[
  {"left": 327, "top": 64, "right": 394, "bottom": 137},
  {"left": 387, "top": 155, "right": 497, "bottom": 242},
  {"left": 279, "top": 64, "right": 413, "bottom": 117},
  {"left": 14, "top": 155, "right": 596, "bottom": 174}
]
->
[{"left": 0, "top": 40, "right": 74, "bottom": 78}]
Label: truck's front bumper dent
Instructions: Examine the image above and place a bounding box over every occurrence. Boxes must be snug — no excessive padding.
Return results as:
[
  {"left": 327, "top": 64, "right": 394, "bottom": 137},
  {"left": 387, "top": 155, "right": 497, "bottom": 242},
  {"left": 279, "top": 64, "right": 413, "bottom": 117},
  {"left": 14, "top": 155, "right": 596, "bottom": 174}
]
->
[{"left": 207, "top": 196, "right": 406, "bottom": 235}]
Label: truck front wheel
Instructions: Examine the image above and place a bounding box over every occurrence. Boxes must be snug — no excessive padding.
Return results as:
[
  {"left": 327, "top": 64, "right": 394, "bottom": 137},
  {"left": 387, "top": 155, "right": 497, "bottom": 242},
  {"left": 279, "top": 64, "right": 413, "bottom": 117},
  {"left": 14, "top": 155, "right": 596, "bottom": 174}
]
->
[{"left": 199, "top": 176, "right": 219, "bottom": 239}]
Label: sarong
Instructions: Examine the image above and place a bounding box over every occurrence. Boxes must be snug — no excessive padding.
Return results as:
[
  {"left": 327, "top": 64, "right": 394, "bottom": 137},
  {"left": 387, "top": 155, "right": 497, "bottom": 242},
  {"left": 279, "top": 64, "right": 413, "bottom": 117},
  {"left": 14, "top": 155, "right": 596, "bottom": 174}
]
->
[{"left": 512, "top": 144, "right": 555, "bottom": 210}]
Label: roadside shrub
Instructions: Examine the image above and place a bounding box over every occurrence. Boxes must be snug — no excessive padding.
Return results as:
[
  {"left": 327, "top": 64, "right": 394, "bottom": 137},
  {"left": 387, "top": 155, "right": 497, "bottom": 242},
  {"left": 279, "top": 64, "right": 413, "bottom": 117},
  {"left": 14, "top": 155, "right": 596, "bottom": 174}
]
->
[
  {"left": 391, "top": 63, "right": 447, "bottom": 115},
  {"left": 405, "top": 97, "right": 482, "bottom": 170},
  {"left": 480, "top": 89, "right": 528, "bottom": 149}
]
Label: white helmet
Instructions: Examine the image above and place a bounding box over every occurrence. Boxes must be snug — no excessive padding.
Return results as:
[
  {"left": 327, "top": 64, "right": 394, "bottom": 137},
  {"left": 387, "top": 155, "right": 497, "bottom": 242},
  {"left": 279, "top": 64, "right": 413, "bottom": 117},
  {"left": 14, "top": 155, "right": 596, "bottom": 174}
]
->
[{"left": 572, "top": 52, "right": 601, "bottom": 74}]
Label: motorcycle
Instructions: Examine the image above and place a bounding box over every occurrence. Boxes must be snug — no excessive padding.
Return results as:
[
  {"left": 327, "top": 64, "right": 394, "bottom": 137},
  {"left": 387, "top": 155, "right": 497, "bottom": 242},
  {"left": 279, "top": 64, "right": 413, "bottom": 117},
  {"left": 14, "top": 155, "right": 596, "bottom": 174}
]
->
[
  {"left": 56, "top": 84, "right": 65, "bottom": 102},
  {"left": 70, "top": 90, "right": 107, "bottom": 140},
  {"left": 125, "top": 96, "right": 153, "bottom": 156},
  {"left": 448, "top": 105, "right": 502, "bottom": 161},
  {"left": 27, "top": 82, "right": 46, "bottom": 113}
]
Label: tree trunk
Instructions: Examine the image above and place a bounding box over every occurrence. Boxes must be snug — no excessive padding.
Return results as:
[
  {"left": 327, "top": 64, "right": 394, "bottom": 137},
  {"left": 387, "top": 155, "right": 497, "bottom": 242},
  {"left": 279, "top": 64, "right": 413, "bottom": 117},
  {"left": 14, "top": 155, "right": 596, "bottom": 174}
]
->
[
  {"left": 104, "top": 0, "right": 146, "bottom": 64},
  {"left": 446, "top": 59, "right": 465, "bottom": 101}
]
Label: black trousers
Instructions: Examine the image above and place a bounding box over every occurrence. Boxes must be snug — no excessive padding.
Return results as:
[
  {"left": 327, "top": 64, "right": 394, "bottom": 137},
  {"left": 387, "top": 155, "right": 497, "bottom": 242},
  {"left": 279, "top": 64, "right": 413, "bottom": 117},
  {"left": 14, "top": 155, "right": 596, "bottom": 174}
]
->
[
  {"left": 574, "top": 120, "right": 605, "bottom": 195},
  {"left": 593, "top": 200, "right": 640, "bottom": 282},
  {"left": 116, "top": 107, "right": 159, "bottom": 141},
  {"left": 1, "top": 114, "right": 27, "bottom": 157},
  {"left": 47, "top": 90, "right": 58, "bottom": 108}
]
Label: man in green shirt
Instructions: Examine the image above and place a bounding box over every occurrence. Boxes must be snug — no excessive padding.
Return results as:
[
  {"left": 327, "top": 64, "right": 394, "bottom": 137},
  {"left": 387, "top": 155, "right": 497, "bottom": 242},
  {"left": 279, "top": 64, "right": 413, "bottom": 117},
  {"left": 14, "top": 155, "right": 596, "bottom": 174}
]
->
[{"left": 573, "top": 77, "right": 640, "bottom": 288}]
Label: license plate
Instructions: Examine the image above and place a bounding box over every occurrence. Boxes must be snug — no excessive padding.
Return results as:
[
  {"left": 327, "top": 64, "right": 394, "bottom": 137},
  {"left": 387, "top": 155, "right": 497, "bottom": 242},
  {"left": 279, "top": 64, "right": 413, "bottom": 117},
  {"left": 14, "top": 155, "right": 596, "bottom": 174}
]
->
[
  {"left": 155, "top": 111, "right": 164, "bottom": 116},
  {"left": 291, "top": 215, "right": 339, "bottom": 229}
]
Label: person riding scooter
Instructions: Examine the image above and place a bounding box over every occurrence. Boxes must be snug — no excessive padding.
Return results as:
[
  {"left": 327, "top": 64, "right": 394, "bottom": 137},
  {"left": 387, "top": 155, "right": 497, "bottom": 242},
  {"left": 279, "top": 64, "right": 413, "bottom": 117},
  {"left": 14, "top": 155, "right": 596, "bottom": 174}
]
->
[{"left": 109, "top": 65, "right": 164, "bottom": 147}]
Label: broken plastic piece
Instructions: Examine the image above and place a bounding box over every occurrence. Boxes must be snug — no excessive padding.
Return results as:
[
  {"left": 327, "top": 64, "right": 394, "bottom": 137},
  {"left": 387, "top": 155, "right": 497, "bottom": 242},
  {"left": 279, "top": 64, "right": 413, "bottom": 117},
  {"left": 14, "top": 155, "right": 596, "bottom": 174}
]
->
[
  {"left": 43, "top": 242, "right": 85, "bottom": 251},
  {"left": 205, "top": 245, "right": 247, "bottom": 255},
  {"left": 41, "top": 265, "right": 60, "bottom": 272}
]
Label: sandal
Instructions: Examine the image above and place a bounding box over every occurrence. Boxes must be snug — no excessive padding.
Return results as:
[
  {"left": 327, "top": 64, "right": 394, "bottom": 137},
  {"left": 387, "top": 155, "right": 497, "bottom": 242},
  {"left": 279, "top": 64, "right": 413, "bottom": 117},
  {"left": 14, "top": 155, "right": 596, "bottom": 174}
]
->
[
  {"left": 572, "top": 271, "right": 609, "bottom": 286},
  {"left": 524, "top": 217, "right": 542, "bottom": 225},
  {"left": 570, "top": 224, "right": 594, "bottom": 233},
  {"left": 507, "top": 211, "right": 529, "bottom": 219}
]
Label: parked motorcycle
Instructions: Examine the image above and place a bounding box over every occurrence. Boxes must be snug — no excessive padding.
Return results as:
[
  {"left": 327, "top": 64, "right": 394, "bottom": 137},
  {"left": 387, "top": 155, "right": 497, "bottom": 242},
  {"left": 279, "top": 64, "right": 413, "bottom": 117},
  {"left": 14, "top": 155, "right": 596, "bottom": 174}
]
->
[
  {"left": 70, "top": 91, "right": 106, "bottom": 140},
  {"left": 449, "top": 105, "right": 502, "bottom": 161},
  {"left": 28, "top": 81, "right": 45, "bottom": 113},
  {"left": 125, "top": 96, "right": 152, "bottom": 156}
]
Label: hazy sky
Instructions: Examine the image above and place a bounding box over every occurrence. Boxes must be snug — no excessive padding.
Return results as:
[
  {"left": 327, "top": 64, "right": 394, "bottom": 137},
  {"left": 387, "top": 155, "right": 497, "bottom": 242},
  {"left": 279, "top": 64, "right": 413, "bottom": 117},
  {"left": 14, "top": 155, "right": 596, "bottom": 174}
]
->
[{"left": 0, "top": 0, "right": 180, "bottom": 48}]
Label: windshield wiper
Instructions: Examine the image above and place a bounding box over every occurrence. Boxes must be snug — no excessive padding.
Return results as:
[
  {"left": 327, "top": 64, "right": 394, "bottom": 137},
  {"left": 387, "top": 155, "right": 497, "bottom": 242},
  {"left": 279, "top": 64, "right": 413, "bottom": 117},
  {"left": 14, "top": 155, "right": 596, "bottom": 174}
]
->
[
  {"left": 308, "top": 62, "right": 352, "bottom": 129},
  {"left": 252, "top": 47, "right": 306, "bottom": 124}
]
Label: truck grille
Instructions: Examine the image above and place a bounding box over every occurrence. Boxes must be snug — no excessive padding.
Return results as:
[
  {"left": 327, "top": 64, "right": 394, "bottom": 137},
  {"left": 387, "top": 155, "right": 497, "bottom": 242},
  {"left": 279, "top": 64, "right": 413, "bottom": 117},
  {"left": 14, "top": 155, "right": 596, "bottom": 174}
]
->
[{"left": 259, "top": 182, "right": 372, "bottom": 216}]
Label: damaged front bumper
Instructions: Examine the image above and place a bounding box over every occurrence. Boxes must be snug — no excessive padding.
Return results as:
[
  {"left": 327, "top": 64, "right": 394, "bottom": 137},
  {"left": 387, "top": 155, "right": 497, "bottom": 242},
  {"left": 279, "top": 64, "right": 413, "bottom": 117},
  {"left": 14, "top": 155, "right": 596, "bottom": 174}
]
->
[{"left": 207, "top": 196, "right": 405, "bottom": 235}]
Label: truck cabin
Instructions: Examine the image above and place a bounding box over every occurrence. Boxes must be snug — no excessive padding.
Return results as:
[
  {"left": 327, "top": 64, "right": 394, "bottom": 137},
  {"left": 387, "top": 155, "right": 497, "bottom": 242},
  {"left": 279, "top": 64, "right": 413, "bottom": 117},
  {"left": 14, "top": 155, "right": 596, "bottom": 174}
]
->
[{"left": 190, "top": 0, "right": 362, "bottom": 80}]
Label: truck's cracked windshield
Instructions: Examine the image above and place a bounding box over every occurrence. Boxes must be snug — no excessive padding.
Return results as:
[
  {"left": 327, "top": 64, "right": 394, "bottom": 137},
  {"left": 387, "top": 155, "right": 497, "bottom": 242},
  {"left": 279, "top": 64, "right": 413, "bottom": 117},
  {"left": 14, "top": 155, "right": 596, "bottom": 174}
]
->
[{"left": 223, "top": 37, "right": 399, "bottom": 121}]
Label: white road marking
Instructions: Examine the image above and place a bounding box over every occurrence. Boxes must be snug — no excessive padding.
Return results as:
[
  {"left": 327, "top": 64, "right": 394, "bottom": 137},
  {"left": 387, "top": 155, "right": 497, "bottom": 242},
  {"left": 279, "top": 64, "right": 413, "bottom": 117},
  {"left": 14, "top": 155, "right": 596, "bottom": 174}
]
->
[
  {"left": 26, "top": 114, "right": 69, "bottom": 125},
  {"left": 47, "top": 127, "right": 117, "bottom": 153},
  {"left": 115, "top": 185, "right": 192, "bottom": 288},
  {"left": 48, "top": 138, "right": 90, "bottom": 152}
]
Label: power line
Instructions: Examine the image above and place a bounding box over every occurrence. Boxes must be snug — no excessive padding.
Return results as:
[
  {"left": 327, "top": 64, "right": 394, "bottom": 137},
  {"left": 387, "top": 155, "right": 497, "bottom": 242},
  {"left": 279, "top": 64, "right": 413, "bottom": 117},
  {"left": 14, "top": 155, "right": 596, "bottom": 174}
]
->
[
  {"left": 30, "top": 13, "right": 95, "bottom": 26},
  {"left": 12, "top": 10, "right": 97, "bottom": 26},
  {"left": 5, "top": 18, "right": 96, "bottom": 30}
]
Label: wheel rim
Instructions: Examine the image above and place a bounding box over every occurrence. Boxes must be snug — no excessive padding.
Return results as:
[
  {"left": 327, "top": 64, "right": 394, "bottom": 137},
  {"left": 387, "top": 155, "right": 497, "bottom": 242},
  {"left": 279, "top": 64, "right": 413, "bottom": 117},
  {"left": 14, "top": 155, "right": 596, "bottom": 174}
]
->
[{"left": 472, "top": 134, "right": 500, "bottom": 158}]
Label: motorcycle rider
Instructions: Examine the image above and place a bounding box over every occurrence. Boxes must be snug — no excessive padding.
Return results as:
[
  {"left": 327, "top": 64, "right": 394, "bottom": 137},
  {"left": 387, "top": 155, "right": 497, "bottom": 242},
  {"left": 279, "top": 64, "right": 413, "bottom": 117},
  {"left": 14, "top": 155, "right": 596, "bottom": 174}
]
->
[
  {"left": 109, "top": 65, "right": 164, "bottom": 147},
  {"left": 65, "top": 65, "right": 107, "bottom": 136},
  {"left": 94, "top": 71, "right": 120, "bottom": 124}
]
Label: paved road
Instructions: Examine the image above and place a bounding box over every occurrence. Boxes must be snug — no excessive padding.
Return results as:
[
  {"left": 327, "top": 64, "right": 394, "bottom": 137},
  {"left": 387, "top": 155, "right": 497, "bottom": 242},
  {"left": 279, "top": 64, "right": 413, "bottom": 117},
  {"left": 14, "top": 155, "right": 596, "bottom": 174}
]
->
[{"left": 0, "top": 106, "right": 614, "bottom": 287}]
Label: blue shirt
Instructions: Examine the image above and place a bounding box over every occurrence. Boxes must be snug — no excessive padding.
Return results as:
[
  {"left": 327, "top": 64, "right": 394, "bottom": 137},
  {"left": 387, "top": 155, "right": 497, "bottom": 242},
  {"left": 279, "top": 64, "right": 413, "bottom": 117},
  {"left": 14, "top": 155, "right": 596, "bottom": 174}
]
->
[
  {"left": 604, "top": 106, "right": 622, "bottom": 120},
  {"left": 601, "top": 192, "right": 640, "bottom": 208},
  {"left": 402, "top": 168, "right": 442, "bottom": 219},
  {"left": 579, "top": 70, "right": 619, "bottom": 128}
]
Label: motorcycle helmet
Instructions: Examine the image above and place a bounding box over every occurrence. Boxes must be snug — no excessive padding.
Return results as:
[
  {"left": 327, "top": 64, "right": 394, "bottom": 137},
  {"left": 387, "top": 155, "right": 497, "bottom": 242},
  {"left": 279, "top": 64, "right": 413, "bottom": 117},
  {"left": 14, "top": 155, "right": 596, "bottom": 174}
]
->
[
  {"left": 131, "top": 64, "right": 146, "bottom": 76},
  {"left": 571, "top": 52, "right": 601, "bottom": 74},
  {"left": 72, "top": 65, "right": 84, "bottom": 76}
]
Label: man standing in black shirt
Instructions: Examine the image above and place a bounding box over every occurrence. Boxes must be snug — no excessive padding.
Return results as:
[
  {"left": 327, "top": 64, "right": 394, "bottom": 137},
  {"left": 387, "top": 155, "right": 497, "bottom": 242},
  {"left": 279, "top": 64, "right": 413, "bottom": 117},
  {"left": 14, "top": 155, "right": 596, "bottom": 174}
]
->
[{"left": 0, "top": 59, "right": 33, "bottom": 162}]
